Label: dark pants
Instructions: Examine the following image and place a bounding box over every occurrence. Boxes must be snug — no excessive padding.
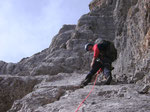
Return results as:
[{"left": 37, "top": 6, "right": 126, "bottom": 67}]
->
[{"left": 85, "top": 60, "right": 112, "bottom": 84}]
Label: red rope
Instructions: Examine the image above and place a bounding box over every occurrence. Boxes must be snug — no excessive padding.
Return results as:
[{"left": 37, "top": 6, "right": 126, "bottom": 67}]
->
[{"left": 75, "top": 68, "right": 102, "bottom": 112}]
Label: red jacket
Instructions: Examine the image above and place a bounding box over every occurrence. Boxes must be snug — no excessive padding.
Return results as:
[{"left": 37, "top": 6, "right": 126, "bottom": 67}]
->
[{"left": 93, "top": 44, "right": 100, "bottom": 58}]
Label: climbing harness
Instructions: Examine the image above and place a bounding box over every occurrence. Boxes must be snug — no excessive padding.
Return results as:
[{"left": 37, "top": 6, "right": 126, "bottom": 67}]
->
[{"left": 75, "top": 68, "right": 102, "bottom": 112}]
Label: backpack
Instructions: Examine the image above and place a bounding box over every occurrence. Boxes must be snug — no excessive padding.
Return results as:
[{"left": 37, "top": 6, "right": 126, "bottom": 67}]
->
[{"left": 97, "top": 40, "right": 117, "bottom": 62}]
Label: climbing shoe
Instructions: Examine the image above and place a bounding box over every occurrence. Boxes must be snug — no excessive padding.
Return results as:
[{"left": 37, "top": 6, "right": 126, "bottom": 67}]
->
[
  {"left": 80, "top": 79, "right": 91, "bottom": 88},
  {"left": 105, "top": 75, "right": 112, "bottom": 85}
]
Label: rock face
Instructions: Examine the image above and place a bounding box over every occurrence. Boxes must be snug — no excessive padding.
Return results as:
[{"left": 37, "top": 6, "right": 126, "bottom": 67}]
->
[
  {"left": 113, "top": 0, "right": 150, "bottom": 84},
  {"left": 0, "top": 75, "right": 43, "bottom": 112},
  {"left": 34, "top": 84, "right": 150, "bottom": 112},
  {"left": 0, "top": 0, "right": 150, "bottom": 112}
]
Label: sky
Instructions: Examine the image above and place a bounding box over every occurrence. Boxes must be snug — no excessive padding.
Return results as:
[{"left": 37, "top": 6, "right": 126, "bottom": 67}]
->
[{"left": 0, "top": 0, "right": 92, "bottom": 63}]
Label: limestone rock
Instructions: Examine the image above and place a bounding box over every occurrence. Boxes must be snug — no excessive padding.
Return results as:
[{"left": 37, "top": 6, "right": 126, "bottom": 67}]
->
[
  {"left": 8, "top": 72, "right": 86, "bottom": 112},
  {"left": 113, "top": 0, "right": 150, "bottom": 83},
  {"left": 8, "top": 87, "right": 65, "bottom": 112},
  {"left": 0, "top": 0, "right": 150, "bottom": 112},
  {"left": 0, "top": 75, "right": 43, "bottom": 112},
  {"left": 34, "top": 84, "right": 150, "bottom": 112}
]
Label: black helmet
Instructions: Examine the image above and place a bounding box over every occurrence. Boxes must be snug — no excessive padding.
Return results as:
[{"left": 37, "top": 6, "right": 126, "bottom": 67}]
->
[{"left": 85, "top": 43, "right": 93, "bottom": 51}]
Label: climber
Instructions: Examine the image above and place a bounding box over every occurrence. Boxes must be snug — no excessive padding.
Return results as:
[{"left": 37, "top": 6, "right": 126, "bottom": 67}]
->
[{"left": 80, "top": 40, "right": 117, "bottom": 87}]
